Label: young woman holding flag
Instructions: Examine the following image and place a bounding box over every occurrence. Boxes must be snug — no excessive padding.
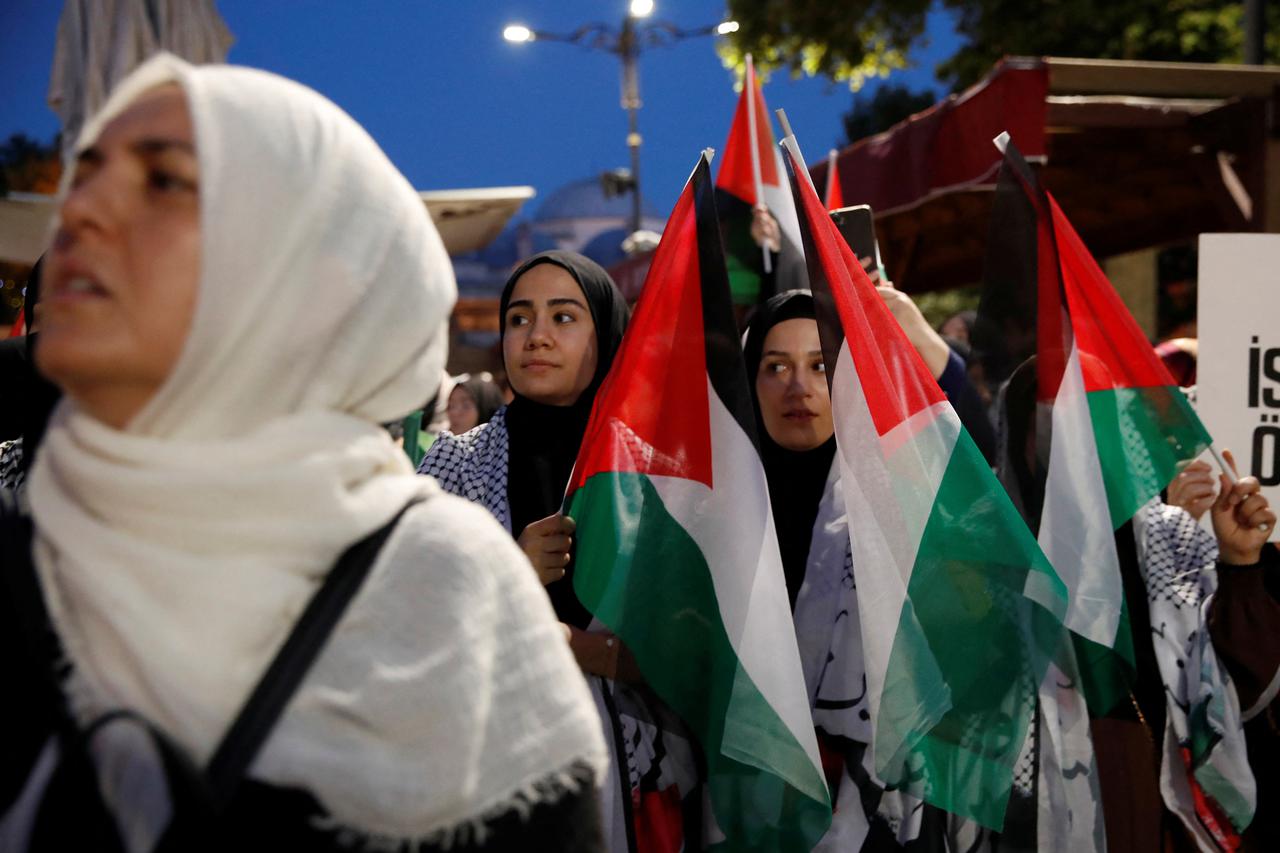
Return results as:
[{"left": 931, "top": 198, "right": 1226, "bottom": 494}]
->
[
  {"left": 418, "top": 251, "right": 702, "bottom": 853},
  {"left": 743, "top": 289, "right": 1004, "bottom": 851}
]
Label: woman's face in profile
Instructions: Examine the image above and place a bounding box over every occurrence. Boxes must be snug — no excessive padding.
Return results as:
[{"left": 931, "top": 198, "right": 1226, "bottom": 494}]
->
[
  {"left": 503, "top": 264, "right": 598, "bottom": 407},
  {"left": 39, "top": 84, "right": 200, "bottom": 428},
  {"left": 755, "top": 317, "right": 834, "bottom": 452}
]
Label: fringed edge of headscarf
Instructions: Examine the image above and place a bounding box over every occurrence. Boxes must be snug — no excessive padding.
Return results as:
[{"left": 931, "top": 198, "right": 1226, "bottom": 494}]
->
[{"left": 307, "top": 758, "right": 600, "bottom": 851}]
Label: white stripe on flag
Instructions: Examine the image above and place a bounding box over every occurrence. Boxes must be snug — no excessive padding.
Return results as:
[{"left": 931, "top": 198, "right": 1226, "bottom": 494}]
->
[
  {"left": 763, "top": 147, "right": 803, "bottom": 254},
  {"left": 649, "top": 378, "right": 825, "bottom": 789},
  {"left": 829, "top": 342, "right": 959, "bottom": 762},
  {"left": 1036, "top": 344, "right": 1123, "bottom": 648}
]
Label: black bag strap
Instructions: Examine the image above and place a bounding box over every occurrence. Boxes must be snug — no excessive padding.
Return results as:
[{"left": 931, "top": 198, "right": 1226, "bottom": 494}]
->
[
  {"left": 2, "top": 487, "right": 424, "bottom": 813},
  {"left": 205, "top": 496, "right": 424, "bottom": 808}
]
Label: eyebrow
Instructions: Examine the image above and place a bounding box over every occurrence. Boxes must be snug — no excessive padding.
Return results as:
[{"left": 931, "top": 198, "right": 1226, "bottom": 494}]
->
[
  {"left": 76, "top": 137, "right": 195, "bottom": 165},
  {"left": 762, "top": 349, "right": 824, "bottom": 358},
  {"left": 505, "top": 297, "right": 588, "bottom": 311},
  {"left": 132, "top": 138, "right": 195, "bottom": 156}
]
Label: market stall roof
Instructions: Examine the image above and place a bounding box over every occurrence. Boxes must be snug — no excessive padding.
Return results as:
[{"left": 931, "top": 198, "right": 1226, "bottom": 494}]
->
[
  {"left": 0, "top": 186, "right": 536, "bottom": 264},
  {"left": 419, "top": 186, "right": 536, "bottom": 257},
  {"left": 0, "top": 193, "right": 57, "bottom": 266},
  {"left": 808, "top": 56, "right": 1280, "bottom": 293}
]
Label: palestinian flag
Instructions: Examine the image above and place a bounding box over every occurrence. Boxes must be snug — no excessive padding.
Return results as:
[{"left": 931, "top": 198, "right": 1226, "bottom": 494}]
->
[
  {"left": 780, "top": 133, "right": 1068, "bottom": 831},
  {"left": 980, "top": 137, "right": 1213, "bottom": 712},
  {"left": 715, "top": 56, "right": 803, "bottom": 306},
  {"left": 566, "top": 152, "right": 831, "bottom": 850},
  {"left": 824, "top": 149, "right": 844, "bottom": 211}
]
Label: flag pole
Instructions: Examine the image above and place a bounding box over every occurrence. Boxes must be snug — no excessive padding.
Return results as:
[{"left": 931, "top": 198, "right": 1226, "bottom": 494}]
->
[
  {"left": 1209, "top": 444, "right": 1239, "bottom": 485},
  {"left": 776, "top": 110, "right": 816, "bottom": 193},
  {"left": 1208, "top": 445, "right": 1271, "bottom": 531},
  {"left": 744, "top": 54, "right": 771, "bottom": 275}
]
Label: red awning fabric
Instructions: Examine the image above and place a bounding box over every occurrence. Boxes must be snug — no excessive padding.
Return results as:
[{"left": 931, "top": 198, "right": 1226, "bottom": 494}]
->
[{"left": 810, "top": 58, "right": 1049, "bottom": 216}]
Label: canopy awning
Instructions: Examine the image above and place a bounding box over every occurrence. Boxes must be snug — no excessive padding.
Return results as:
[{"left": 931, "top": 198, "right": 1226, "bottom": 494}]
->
[
  {"left": 809, "top": 56, "right": 1280, "bottom": 292},
  {"left": 0, "top": 193, "right": 57, "bottom": 265},
  {"left": 0, "top": 186, "right": 536, "bottom": 264},
  {"left": 419, "top": 186, "right": 536, "bottom": 257}
]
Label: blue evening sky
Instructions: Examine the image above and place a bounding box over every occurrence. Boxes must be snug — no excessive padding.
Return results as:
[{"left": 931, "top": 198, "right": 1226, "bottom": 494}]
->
[{"left": 0, "top": 1, "right": 963, "bottom": 218}]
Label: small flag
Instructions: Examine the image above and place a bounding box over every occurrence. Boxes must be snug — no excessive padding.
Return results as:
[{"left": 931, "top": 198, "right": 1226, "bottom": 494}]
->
[
  {"left": 715, "top": 58, "right": 803, "bottom": 306},
  {"left": 567, "top": 152, "right": 832, "bottom": 850}
]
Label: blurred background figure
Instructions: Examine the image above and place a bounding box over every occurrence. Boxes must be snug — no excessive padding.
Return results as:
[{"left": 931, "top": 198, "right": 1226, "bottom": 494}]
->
[{"left": 446, "top": 373, "right": 504, "bottom": 434}]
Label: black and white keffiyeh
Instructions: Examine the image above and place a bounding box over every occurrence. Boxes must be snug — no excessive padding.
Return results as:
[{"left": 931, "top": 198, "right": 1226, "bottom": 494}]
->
[{"left": 1133, "top": 499, "right": 1256, "bottom": 849}]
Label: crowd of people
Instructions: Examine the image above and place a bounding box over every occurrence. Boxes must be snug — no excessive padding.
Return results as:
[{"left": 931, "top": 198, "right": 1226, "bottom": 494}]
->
[{"left": 1, "top": 55, "right": 1277, "bottom": 853}]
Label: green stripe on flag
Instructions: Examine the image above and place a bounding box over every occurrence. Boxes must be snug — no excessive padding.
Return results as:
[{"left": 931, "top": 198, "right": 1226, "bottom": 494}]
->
[
  {"left": 881, "top": 429, "right": 1065, "bottom": 829},
  {"left": 569, "top": 470, "right": 831, "bottom": 851},
  {"left": 1086, "top": 386, "right": 1211, "bottom": 528},
  {"left": 1070, "top": 608, "right": 1136, "bottom": 715}
]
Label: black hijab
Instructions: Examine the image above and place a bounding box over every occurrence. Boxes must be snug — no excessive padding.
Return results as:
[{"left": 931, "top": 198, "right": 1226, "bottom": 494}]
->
[
  {"left": 0, "top": 258, "right": 61, "bottom": 461},
  {"left": 742, "top": 290, "right": 837, "bottom": 610},
  {"left": 500, "top": 251, "right": 630, "bottom": 627}
]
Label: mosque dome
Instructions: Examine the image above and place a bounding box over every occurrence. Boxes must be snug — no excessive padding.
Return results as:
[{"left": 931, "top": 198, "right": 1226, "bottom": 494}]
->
[
  {"left": 534, "top": 176, "right": 663, "bottom": 223},
  {"left": 579, "top": 227, "right": 631, "bottom": 269}
]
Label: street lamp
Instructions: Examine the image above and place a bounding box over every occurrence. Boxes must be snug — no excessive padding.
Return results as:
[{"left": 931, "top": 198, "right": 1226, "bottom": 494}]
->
[{"left": 503, "top": 3, "right": 737, "bottom": 240}]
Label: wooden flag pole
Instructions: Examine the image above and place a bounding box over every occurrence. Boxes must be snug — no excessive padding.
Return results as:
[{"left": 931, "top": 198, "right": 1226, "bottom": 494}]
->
[{"left": 744, "top": 54, "right": 771, "bottom": 275}]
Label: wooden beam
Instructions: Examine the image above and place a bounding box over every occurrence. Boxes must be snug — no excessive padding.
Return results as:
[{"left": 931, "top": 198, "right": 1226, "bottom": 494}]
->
[{"left": 1046, "top": 57, "right": 1280, "bottom": 99}]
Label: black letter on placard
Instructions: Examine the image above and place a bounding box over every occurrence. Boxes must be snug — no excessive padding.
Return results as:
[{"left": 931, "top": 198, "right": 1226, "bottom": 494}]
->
[
  {"left": 1249, "top": 337, "right": 1261, "bottom": 407},
  {"left": 1264, "top": 349, "right": 1280, "bottom": 408},
  {"left": 1254, "top": 424, "right": 1280, "bottom": 486}
]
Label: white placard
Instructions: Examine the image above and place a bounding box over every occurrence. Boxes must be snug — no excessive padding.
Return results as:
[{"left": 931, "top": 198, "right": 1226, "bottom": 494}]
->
[{"left": 1197, "top": 233, "right": 1280, "bottom": 541}]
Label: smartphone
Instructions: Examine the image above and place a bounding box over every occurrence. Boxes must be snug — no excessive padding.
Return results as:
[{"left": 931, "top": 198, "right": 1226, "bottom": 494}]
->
[{"left": 830, "top": 204, "right": 884, "bottom": 281}]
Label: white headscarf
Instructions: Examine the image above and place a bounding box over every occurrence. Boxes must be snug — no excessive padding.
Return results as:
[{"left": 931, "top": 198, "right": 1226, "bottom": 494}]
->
[{"left": 23, "top": 55, "right": 607, "bottom": 838}]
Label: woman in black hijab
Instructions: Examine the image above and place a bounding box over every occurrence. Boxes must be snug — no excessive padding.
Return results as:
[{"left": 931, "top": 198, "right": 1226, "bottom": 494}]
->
[
  {"left": 419, "top": 249, "right": 629, "bottom": 629},
  {"left": 743, "top": 290, "right": 991, "bottom": 849},
  {"left": 421, "top": 253, "right": 704, "bottom": 852},
  {"left": 499, "top": 250, "right": 629, "bottom": 627},
  {"left": 741, "top": 290, "right": 836, "bottom": 608}
]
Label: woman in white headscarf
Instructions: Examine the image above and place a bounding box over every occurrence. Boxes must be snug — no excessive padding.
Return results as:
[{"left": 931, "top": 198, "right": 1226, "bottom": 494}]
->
[{"left": 1, "top": 54, "right": 607, "bottom": 851}]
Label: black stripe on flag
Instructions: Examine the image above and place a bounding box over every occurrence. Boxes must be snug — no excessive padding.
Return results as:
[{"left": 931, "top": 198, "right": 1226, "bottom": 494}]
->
[
  {"left": 972, "top": 138, "right": 1063, "bottom": 390},
  {"left": 691, "top": 153, "right": 763, "bottom": 453}
]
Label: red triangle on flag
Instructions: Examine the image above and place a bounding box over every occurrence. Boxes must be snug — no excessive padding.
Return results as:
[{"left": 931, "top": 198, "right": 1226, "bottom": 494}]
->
[{"left": 569, "top": 160, "right": 717, "bottom": 493}]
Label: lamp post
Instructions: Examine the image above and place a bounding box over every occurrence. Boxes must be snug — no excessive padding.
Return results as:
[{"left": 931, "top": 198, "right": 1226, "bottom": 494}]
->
[{"left": 504, "top": 1, "right": 738, "bottom": 239}]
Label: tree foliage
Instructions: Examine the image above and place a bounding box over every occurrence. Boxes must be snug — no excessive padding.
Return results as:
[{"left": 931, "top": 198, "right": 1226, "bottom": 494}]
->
[
  {"left": 0, "top": 133, "right": 62, "bottom": 196},
  {"left": 723, "top": 0, "right": 1280, "bottom": 91},
  {"left": 940, "top": 0, "right": 1280, "bottom": 89},
  {"left": 720, "top": 0, "right": 931, "bottom": 89}
]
